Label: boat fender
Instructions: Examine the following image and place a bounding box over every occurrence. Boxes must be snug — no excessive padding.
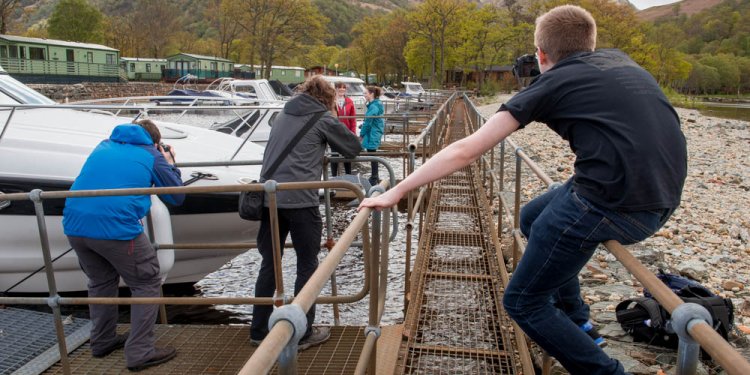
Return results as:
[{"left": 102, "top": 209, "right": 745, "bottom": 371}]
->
[{"left": 146, "top": 196, "right": 174, "bottom": 283}]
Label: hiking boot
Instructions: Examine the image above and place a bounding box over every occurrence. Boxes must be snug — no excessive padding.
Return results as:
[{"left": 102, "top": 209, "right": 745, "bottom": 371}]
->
[
  {"left": 92, "top": 332, "right": 129, "bottom": 358},
  {"left": 298, "top": 326, "right": 331, "bottom": 351},
  {"left": 127, "top": 347, "right": 177, "bottom": 372},
  {"left": 580, "top": 321, "right": 607, "bottom": 347}
]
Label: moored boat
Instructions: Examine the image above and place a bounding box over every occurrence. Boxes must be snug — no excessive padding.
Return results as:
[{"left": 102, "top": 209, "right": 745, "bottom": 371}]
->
[{"left": 0, "top": 67, "right": 265, "bottom": 293}]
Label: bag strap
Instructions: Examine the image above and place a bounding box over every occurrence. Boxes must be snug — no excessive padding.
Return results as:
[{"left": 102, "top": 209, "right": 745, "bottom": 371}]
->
[
  {"left": 261, "top": 111, "right": 325, "bottom": 180},
  {"left": 616, "top": 297, "right": 667, "bottom": 329}
]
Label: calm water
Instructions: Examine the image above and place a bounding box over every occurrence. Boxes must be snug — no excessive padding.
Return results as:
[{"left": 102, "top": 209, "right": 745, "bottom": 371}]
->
[{"left": 696, "top": 102, "right": 750, "bottom": 122}]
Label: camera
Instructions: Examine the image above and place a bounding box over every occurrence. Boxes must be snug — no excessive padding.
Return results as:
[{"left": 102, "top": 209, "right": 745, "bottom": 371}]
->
[{"left": 159, "top": 142, "right": 171, "bottom": 153}]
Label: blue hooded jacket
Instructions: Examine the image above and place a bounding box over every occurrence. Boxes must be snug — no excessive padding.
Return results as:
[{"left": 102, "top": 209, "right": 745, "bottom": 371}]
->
[
  {"left": 63, "top": 124, "right": 184, "bottom": 240},
  {"left": 359, "top": 98, "right": 384, "bottom": 150}
]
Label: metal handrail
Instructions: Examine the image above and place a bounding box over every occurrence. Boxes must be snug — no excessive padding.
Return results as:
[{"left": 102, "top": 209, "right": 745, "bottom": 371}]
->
[
  {"left": 0, "top": 91, "right": 456, "bottom": 374},
  {"left": 238, "top": 182, "right": 386, "bottom": 374},
  {"left": 462, "top": 93, "right": 750, "bottom": 375},
  {"left": 0, "top": 180, "right": 376, "bottom": 375}
]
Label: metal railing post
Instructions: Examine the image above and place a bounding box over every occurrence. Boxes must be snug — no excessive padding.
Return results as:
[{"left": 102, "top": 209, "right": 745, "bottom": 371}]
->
[
  {"left": 265, "top": 181, "right": 286, "bottom": 307},
  {"left": 30, "top": 189, "right": 71, "bottom": 375},
  {"left": 322, "top": 160, "right": 340, "bottom": 325},
  {"left": 512, "top": 149, "right": 522, "bottom": 270},
  {"left": 368, "top": 189, "right": 382, "bottom": 375}
]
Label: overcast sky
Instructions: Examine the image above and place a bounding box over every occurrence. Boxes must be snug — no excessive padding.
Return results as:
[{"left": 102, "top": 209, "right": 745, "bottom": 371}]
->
[{"left": 629, "top": 0, "right": 681, "bottom": 10}]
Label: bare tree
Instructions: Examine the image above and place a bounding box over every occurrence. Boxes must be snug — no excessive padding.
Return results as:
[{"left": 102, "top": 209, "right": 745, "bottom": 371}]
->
[{"left": 0, "top": 0, "right": 19, "bottom": 34}]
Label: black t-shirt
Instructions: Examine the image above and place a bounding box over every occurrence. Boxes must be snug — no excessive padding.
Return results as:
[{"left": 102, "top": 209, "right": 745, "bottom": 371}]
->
[{"left": 500, "top": 49, "right": 687, "bottom": 211}]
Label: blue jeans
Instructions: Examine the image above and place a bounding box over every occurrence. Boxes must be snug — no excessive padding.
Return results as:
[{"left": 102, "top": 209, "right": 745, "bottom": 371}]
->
[{"left": 503, "top": 180, "right": 673, "bottom": 375}]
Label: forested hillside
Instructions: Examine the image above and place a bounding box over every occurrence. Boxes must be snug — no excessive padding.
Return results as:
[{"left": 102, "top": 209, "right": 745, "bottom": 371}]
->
[
  {"left": 642, "top": 0, "right": 750, "bottom": 94},
  {"left": 0, "top": 0, "right": 747, "bottom": 96}
]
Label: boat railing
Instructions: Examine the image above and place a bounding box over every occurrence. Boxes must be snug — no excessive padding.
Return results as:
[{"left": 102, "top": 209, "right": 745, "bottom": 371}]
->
[
  {"left": 0, "top": 178, "right": 396, "bottom": 375},
  {"left": 461, "top": 93, "right": 750, "bottom": 375}
]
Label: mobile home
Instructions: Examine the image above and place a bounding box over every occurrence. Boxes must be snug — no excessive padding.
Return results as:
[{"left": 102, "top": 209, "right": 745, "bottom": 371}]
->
[
  {"left": 120, "top": 57, "right": 167, "bottom": 81},
  {"left": 164, "top": 53, "right": 234, "bottom": 82},
  {"left": 0, "top": 34, "right": 120, "bottom": 83}
]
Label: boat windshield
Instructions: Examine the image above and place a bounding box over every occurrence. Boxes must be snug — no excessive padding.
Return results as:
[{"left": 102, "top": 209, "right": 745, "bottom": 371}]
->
[
  {"left": 0, "top": 74, "right": 56, "bottom": 105},
  {"left": 347, "top": 83, "right": 365, "bottom": 96},
  {"left": 405, "top": 83, "right": 424, "bottom": 93},
  {"left": 233, "top": 85, "right": 256, "bottom": 94}
]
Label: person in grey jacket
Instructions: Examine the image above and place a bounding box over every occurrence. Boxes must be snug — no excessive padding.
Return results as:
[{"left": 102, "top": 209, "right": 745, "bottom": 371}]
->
[{"left": 250, "top": 75, "right": 361, "bottom": 349}]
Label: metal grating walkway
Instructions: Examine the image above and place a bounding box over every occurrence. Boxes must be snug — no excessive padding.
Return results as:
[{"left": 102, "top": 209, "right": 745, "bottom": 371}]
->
[
  {"left": 396, "top": 100, "right": 528, "bottom": 374},
  {"left": 0, "top": 307, "right": 91, "bottom": 375},
  {"left": 43, "top": 325, "right": 374, "bottom": 374}
]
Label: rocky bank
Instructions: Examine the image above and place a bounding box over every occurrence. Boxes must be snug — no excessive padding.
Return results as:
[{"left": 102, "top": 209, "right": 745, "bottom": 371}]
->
[{"left": 477, "top": 95, "right": 750, "bottom": 374}]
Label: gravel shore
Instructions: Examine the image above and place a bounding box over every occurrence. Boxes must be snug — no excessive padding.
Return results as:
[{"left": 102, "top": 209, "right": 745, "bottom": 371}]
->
[{"left": 476, "top": 94, "right": 750, "bottom": 374}]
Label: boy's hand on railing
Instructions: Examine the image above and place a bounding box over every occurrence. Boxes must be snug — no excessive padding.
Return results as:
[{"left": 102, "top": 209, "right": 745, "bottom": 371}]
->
[{"left": 357, "top": 189, "right": 401, "bottom": 211}]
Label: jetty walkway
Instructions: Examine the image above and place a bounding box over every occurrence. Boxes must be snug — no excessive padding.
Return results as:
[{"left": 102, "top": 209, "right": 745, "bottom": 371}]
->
[{"left": 2, "top": 94, "right": 749, "bottom": 374}]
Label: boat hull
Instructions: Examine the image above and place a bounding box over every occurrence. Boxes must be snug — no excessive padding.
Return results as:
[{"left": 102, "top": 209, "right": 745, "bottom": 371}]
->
[{"left": 0, "top": 211, "right": 259, "bottom": 293}]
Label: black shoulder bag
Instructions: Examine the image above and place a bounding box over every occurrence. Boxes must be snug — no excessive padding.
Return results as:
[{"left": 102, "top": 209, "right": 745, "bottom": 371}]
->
[{"left": 239, "top": 111, "right": 325, "bottom": 220}]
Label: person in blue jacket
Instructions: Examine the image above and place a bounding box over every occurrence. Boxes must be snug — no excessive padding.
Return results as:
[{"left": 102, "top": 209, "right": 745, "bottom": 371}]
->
[
  {"left": 63, "top": 119, "right": 184, "bottom": 372},
  {"left": 359, "top": 86, "right": 384, "bottom": 186}
]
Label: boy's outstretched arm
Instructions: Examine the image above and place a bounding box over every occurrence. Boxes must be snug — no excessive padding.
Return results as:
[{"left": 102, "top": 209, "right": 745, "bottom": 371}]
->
[{"left": 358, "top": 110, "right": 520, "bottom": 211}]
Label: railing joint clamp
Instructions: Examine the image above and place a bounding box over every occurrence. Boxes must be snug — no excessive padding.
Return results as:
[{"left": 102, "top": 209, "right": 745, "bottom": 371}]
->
[
  {"left": 263, "top": 180, "right": 278, "bottom": 193},
  {"left": 367, "top": 185, "right": 385, "bottom": 197},
  {"left": 670, "top": 302, "right": 712, "bottom": 344},
  {"left": 29, "top": 189, "right": 43, "bottom": 203},
  {"left": 514, "top": 147, "right": 523, "bottom": 155},
  {"left": 364, "top": 326, "right": 381, "bottom": 338},
  {"left": 47, "top": 295, "right": 61, "bottom": 308},
  {"left": 268, "top": 303, "right": 308, "bottom": 345}
]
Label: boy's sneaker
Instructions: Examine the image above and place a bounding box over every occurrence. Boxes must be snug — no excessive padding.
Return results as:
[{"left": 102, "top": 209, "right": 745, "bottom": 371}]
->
[
  {"left": 250, "top": 338, "right": 263, "bottom": 347},
  {"left": 298, "top": 326, "right": 331, "bottom": 351},
  {"left": 580, "top": 321, "right": 607, "bottom": 348}
]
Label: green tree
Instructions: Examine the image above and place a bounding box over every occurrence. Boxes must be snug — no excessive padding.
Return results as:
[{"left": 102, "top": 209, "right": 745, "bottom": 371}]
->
[
  {"left": 700, "top": 54, "right": 742, "bottom": 94},
  {"left": 47, "top": 0, "right": 104, "bottom": 43},
  {"left": 407, "top": 0, "right": 468, "bottom": 87},
  {"left": 350, "top": 15, "right": 380, "bottom": 83},
  {"left": 237, "top": 0, "right": 326, "bottom": 79},
  {"left": 684, "top": 58, "right": 720, "bottom": 95},
  {"left": 205, "top": 0, "right": 244, "bottom": 59}
]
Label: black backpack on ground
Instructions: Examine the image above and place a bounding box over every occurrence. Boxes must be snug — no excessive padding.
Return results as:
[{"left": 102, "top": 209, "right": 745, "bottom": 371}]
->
[{"left": 615, "top": 270, "right": 734, "bottom": 348}]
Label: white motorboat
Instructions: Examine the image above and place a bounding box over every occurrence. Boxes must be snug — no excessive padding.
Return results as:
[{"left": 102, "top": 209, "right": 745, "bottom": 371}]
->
[
  {"left": 320, "top": 76, "right": 368, "bottom": 115},
  {"left": 0, "top": 68, "right": 265, "bottom": 293}
]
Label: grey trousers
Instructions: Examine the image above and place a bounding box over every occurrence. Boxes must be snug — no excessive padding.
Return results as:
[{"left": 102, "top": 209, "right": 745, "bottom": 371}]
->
[{"left": 68, "top": 233, "right": 161, "bottom": 367}]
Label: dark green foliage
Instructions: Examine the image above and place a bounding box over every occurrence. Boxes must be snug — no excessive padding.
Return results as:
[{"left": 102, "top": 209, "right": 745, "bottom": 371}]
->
[
  {"left": 646, "top": 0, "right": 750, "bottom": 94},
  {"left": 313, "top": 0, "right": 382, "bottom": 47},
  {"left": 651, "top": 0, "right": 750, "bottom": 57},
  {"left": 47, "top": 0, "right": 104, "bottom": 43}
]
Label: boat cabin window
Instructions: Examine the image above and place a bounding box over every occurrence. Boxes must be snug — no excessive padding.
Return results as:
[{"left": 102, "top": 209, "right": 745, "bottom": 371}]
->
[
  {"left": 233, "top": 85, "right": 257, "bottom": 94},
  {"left": 268, "top": 111, "right": 278, "bottom": 128}
]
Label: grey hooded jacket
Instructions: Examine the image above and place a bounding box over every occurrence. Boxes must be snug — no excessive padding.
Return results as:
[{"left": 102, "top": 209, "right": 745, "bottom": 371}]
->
[{"left": 260, "top": 93, "right": 362, "bottom": 208}]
